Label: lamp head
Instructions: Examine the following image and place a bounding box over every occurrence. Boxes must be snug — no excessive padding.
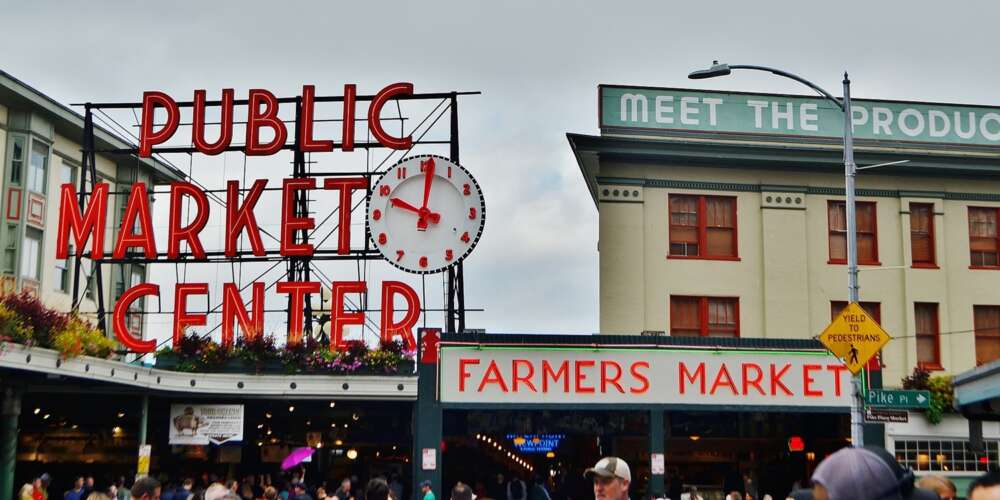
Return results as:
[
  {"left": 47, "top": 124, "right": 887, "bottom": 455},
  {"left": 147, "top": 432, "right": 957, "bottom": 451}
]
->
[{"left": 688, "top": 61, "right": 731, "bottom": 80}]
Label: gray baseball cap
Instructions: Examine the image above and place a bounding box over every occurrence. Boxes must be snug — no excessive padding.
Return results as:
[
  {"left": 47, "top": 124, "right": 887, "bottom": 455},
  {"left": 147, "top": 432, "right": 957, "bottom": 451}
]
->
[
  {"left": 811, "top": 447, "right": 939, "bottom": 500},
  {"left": 584, "top": 457, "right": 631, "bottom": 482}
]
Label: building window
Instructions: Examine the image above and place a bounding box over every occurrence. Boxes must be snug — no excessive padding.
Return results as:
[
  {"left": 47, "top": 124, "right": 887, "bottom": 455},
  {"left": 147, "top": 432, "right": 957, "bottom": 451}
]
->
[
  {"left": 8, "top": 135, "right": 25, "bottom": 185},
  {"left": 668, "top": 195, "right": 737, "bottom": 259},
  {"left": 127, "top": 266, "right": 145, "bottom": 337},
  {"left": 969, "top": 207, "right": 1000, "bottom": 267},
  {"left": 910, "top": 203, "right": 936, "bottom": 267},
  {"left": 973, "top": 305, "right": 1000, "bottom": 365},
  {"left": 670, "top": 296, "right": 739, "bottom": 337},
  {"left": 55, "top": 247, "right": 72, "bottom": 293},
  {"left": 27, "top": 140, "right": 49, "bottom": 194},
  {"left": 828, "top": 200, "right": 878, "bottom": 264},
  {"left": 894, "top": 439, "right": 999, "bottom": 472},
  {"left": 20, "top": 228, "right": 42, "bottom": 282},
  {"left": 915, "top": 303, "right": 941, "bottom": 369}
]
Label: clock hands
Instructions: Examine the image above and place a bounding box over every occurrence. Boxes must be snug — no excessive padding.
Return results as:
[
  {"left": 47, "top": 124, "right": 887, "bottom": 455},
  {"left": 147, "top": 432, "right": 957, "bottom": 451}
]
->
[
  {"left": 418, "top": 157, "right": 435, "bottom": 230},
  {"left": 389, "top": 197, "right": 441, "bottom": 225}
]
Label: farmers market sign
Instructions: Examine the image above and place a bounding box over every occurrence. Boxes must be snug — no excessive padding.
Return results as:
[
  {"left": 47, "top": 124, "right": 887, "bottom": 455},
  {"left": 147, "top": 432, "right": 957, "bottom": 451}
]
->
[{"left": 601, "top": 85, "right": 1000, "bottom": 147}]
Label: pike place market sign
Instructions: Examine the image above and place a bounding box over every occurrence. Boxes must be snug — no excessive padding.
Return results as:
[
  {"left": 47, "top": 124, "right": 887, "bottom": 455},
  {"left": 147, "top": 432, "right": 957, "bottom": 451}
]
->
[
  {"left": 439, "top": 346, "right": 851, "bottom": 408},
  {"left": 600, "top": 85, "right": 1000, "bottom": 147}
]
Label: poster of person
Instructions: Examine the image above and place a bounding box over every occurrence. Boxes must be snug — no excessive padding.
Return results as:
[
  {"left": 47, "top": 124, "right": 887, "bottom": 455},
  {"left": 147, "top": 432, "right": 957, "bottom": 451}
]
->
[{"left": 168, "top": 404, "right": 244, "bottom": 445}]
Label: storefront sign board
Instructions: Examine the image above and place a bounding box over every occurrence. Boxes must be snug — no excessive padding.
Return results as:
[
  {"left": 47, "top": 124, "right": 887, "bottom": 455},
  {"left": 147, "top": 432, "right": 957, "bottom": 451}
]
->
[
  {"left": 168, "top": 404, "right": 244, "bottom": 445},
  {"left": 601, "top": 85, "right": 1000, "bottom": 148},
  {"left": 440, "top": 346, "right": 851, "bottom": 408}
]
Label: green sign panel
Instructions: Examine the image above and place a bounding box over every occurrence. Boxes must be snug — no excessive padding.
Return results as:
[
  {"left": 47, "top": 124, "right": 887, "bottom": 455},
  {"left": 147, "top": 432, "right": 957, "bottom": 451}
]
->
[
  {"left": 600, "top": 85, "right": 1000, "bottom": 147},
  {"left": 865, "top": 389, "right": 931, "bottom": 409}
]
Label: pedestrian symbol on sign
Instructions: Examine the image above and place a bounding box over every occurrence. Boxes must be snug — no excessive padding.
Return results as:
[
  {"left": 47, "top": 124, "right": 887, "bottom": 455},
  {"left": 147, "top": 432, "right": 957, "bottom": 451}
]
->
[{"left": 849, "top": 344, "right": 859, "bottom": 365}]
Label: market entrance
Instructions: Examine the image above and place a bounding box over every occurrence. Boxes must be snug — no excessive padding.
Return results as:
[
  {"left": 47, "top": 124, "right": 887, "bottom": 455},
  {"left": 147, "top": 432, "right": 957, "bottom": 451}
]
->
[
  {"left": 663, "top": 411, "right": 849, "bottom": 500},
  {"left": 442, "top": 409, "right": 650, "bottom": 500}
]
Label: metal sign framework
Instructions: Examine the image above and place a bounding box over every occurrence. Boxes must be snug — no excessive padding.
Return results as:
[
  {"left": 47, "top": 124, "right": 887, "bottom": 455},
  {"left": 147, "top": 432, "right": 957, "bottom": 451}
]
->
[{"left": 72, "top": 89, "right": 479, "bottom": 348}]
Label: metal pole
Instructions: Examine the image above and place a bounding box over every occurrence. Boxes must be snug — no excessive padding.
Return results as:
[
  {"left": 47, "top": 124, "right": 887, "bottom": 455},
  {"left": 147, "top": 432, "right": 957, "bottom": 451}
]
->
[
  {"left": 842, "top": 72, "right": 864, "bottom": 447},
  {"left": 0, "top": 387, "right": 21, "bottom": 500},
  {"left": 138, "top": 394, "right": 149, "bottom": 446}
]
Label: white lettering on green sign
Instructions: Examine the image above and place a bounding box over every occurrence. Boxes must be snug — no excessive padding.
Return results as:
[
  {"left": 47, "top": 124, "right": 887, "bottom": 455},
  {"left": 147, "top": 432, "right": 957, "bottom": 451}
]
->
[{"left": 602, "top": 86, "right": 1000, "bottom": 147}]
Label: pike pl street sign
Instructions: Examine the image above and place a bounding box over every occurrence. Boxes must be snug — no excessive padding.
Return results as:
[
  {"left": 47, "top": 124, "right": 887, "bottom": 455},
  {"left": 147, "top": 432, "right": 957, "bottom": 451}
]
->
[{"left": 866, "top": 389, "right": 931, "bottom": 409}]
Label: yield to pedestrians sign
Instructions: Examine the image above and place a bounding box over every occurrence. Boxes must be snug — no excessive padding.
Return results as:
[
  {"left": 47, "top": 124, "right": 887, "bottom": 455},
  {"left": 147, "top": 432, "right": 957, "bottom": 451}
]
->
[{"left": 819, "top": 302, "right": 891, "bottom": 375}]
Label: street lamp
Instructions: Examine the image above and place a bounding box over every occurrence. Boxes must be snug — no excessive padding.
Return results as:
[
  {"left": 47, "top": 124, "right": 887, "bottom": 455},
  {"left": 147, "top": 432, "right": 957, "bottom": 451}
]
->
[{"left": 689, "top": 61, "right": 864, "bottom": 446}]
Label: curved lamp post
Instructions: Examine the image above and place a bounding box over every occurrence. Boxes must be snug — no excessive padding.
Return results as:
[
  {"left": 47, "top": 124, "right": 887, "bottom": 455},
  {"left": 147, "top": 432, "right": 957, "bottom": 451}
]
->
[{"left": 689, "top": 61, "right": 864, "bottom": 447}]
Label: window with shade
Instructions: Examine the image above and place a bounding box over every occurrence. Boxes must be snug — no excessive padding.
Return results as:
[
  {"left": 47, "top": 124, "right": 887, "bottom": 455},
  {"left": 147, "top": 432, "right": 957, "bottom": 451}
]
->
[
  {"left": 910, "top": 203, "right": 936, "bottom": 267},
  {"left": 915, "top": 303, "right": 941, "bottom": 369},
  {"left": 828, "top": 200, "right": 879, "bottom": 264},
  {"left": 969, "top": 207, "right": 1000, "bottom": 268},
  {"left": 974, "top": 305, "right": 1000, "bottom": 365},
  {"left": 668, "top": 195, "right": 737, "bottom": 259},
  {"left": 670, "top": 296, "right": 739, "bottom": 337}
]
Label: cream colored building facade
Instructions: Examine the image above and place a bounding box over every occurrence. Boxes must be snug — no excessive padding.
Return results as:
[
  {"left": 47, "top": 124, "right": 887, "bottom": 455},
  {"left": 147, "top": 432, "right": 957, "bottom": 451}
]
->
[
  {"left": 0, "top": 70, "right": 182, "bottom": 336},
  {"left": 570, "top": 85, "right": 1000, "bottom": 388}
]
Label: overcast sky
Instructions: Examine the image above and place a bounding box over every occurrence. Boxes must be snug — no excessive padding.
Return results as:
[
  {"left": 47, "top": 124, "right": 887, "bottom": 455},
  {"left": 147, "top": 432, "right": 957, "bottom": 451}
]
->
[{"left": 4, "top": 1, "right": 999, "bottom": 339}]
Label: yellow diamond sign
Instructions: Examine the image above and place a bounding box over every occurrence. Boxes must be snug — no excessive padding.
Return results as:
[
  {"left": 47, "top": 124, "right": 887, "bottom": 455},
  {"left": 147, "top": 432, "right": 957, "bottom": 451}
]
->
[{"left": 819, "top": 302, "right": 891, "bottom": 375}]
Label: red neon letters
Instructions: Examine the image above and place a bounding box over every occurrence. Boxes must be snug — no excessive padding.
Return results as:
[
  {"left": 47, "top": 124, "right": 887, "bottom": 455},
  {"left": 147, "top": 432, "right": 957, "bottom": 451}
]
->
[{"left": 137, "top": 84, "right": 414, "bottom": 156}]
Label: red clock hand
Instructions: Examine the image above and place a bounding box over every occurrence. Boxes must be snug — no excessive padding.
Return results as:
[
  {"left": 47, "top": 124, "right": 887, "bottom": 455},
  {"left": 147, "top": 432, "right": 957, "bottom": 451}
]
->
[
  {"left": 390, "top": 197, "right": 441, "bottom": 225},
  {"left": 417, "top": 158, "right": 436, "bottom": 230},
  {"left": 420, "top": 157, "right": 435, "bottom": 210},
  {"left": 390, "top": 197, "right": 422, "bottom": 214}
]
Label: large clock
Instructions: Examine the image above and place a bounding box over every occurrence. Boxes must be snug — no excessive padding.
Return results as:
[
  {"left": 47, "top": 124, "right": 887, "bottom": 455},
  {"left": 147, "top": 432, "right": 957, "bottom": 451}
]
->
[{"left": 367, "top": 155, "right": 485, "bottom": 274}]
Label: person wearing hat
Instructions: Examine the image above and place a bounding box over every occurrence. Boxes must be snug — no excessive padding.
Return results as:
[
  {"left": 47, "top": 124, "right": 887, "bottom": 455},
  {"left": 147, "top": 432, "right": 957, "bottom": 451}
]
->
[
  {"left": 420, "top": 481, "right": 435, "bottom": 500},
  {"left": 810, "top": 447, "right": 939, "bottom": 500},
  {"left": 584, "top": 457, "right": 631, "bottom": 500}
]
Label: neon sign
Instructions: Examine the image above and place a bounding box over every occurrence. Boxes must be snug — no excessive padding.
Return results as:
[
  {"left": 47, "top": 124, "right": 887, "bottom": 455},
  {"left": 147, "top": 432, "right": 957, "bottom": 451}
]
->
[{"left": 507, "top": 434, "right": 564, "bottom": 453}]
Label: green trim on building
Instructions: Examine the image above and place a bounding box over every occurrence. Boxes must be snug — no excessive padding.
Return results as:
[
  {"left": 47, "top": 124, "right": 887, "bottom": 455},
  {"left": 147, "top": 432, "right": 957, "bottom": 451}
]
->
[{"left": 597, "top": 176, "right": 1000, "bottom": 202}]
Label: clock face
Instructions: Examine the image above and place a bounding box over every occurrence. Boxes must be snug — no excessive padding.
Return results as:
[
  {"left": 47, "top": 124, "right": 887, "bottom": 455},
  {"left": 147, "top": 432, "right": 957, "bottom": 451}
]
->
[{"left": 367, "top": 155, "right": 485, "bottom": 274}]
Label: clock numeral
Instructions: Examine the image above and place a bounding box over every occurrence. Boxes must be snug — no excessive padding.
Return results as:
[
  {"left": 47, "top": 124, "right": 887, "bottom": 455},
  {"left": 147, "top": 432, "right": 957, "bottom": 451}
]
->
[
  {"left": 378, "top": 233, "right": 387, "bottom": 245},
  {"left": 419, "top": 256, "right": 428, "bottom": 268},
  {"left": 396, "top": 250, "right": 404, "bottom": 262},
  {"left": 468, "top": 207, "right": 477, "bottom": 220},
  {"left": 379, "top": 185, "right": 390, "bottom": 197},
  {"left": 463, "top": 183, "right": 471, "bottom": 196},
  {"left": 460, "top": 231, "right": 470, "bottom": 243},
  {"left": 372, "top": 209, "right": 382, "bottom": 221},
  {"left": 396, "top": 167, "right": 407, "bottom": 180},
  {"left": 445, "top": 249, "right": 454, "bottom": 261},
  {"left": 447, "top": 166, "right": 452, "bottom": 178}
]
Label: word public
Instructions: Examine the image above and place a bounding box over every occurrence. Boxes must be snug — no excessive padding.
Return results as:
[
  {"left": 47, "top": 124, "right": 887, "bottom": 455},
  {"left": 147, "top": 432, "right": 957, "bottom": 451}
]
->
[{"left": 138, "top": 83, "right": 415, "bottom": 156}]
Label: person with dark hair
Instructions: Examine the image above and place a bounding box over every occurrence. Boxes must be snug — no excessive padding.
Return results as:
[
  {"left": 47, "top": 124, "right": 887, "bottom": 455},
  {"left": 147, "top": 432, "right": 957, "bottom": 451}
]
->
[
  {"left": 968, "top": 471, "right": 1000, "bottom": 500},
  {"left": 450, "top": 483, "right": 473, "bottom": 500},
  {"left": 365, "top": 479, "right": 390, "bottom": 500},
  {"left": 131, "top": 477, "right": 161, "bottom": 500},
  {"left": 419, "top": 481, "right": 435, "bottom": 500}
]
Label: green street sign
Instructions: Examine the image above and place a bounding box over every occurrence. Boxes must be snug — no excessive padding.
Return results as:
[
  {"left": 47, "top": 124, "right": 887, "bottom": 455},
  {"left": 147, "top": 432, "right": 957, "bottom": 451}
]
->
[{"left": 865, "top": 389, "right": 931, "bottom": 409}]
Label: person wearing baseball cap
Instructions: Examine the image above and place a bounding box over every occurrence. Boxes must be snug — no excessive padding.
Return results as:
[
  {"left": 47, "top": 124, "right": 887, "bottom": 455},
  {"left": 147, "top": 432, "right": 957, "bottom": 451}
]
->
[
  {"left": 584, "top": 457, "right": 631, "bottom": 500},
  {"left": 809, "top": 447, "right": 939, "bottom": 500}
]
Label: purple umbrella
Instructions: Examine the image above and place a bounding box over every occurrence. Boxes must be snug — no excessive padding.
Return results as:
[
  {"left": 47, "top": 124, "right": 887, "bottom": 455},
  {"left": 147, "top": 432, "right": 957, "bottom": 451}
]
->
[{"left": 281, "top": 447, "right": 315, "bottom": 470}]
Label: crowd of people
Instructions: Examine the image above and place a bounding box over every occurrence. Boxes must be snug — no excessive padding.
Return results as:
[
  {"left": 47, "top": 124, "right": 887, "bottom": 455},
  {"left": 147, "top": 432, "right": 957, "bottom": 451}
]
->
[{"left": 12, "top": 450, "right": 1000, "bottom": 500}]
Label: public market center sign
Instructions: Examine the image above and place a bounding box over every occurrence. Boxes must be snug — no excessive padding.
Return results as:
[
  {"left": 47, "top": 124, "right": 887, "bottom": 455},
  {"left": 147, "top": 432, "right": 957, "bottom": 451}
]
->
[
  {"left": 601, "top": 85, "right": 1000, "bottom": 147},
  {"left": 440, "top": 346, "right": 851, "bottom": 408}
]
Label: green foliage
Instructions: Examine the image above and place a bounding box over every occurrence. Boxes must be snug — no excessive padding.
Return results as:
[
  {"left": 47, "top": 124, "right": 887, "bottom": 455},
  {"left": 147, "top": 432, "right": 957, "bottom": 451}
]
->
[
  {"left": 0, "top": 303, "right": 32, "bottom": 344},
  {"left": 902, "top": 366, "right": 955, "bottom": 424},
  {"left": 52, "top": 316, "right": 116, "bottom": 359},
  {"left": 0, "top": 293, "right": 118, "bottom": 359}
]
